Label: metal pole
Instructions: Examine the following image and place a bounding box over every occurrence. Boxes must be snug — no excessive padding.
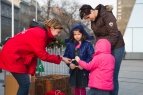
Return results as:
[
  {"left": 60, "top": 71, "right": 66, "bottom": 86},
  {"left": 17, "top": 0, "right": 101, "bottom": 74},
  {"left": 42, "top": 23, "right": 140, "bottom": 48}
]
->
[
  {"left": 47, "top": 0, "right": 51, "bottom": 20},
  {"left": 0, "top": 0, "right": 1, "bottom": 43},
  {"left": 35, "top": 0, "right": 37, "bottom": 21},
  {"left": 12, "top": 0, "right": 14, "bottom": 37}
]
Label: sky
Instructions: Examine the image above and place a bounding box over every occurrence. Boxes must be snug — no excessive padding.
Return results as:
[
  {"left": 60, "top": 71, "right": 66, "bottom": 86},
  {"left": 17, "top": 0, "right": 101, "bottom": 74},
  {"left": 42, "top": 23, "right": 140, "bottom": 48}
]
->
[{"left": 38, "top": 0, "right": 117, "bottom": 17}]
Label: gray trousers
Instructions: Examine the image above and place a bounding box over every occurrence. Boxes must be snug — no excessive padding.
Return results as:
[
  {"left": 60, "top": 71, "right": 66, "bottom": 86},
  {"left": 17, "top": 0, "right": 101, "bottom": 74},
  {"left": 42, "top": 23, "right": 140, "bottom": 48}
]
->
[{"left": 87, "top": 88, "right": 110, "bottom": 95}]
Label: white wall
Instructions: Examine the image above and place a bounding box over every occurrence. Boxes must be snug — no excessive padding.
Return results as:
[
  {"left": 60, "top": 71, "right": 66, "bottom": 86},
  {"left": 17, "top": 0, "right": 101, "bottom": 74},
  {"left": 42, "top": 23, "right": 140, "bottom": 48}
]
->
[
  {"left": 136, "top": 0, "right": 143, "bottom": 3},
  {"left": 124, "top": 0, "right": 143, "bottom": 52},
  {"left": 127, "top": 4, "right": 143, "bottom": 27},
  {"left": 124, "top": 28, "right": 133, "bottom": 52}
]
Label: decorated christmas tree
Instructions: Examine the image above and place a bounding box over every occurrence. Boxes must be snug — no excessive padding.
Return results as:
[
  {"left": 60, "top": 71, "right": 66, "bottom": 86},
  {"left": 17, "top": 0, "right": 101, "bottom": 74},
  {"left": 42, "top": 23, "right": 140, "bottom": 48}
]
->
[{"left": 47, "top": 38, "right": 66, "bottom": 49}]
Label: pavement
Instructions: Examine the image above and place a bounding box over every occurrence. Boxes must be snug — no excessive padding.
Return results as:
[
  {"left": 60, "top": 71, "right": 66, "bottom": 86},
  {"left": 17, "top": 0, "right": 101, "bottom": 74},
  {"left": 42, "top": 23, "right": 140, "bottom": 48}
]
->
[
  {"left": 0, "top": 71, "right": 4, "bottom": 95},
  {"left": 0, "top": 60, "right": 143, "bottom": 95},
  {"left": 118, "top": 60, "right": 143, "bottom": 95}
]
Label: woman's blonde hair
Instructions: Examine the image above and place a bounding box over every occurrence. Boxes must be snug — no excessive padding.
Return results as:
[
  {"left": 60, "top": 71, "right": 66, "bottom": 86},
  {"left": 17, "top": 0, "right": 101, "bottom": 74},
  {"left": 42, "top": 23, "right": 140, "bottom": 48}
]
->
[{"left": 43, "top": 18, "right": 63, "bottom": 29}]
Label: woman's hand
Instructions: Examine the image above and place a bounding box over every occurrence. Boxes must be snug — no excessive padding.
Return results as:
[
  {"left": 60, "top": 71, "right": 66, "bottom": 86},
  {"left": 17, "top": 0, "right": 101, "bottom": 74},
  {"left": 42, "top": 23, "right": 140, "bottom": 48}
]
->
[
  {"left": 62, "top": 57, "right": 71, "bottom": 64},
  {"left": 70, "top": 63, "right": 76, "bottom": 70},
  {"left": 75, "top": 56, "right": 80, "bottom": 62},
  {"left": 28, "top": 74, "right": 31, "bottom": 82}
]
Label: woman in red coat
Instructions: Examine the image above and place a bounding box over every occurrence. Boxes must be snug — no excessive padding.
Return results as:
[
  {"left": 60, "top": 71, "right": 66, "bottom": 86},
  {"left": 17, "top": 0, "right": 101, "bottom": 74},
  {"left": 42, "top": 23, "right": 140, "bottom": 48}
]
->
[{"left": 0, "top": 18, "right": 71, "bottom": 95}]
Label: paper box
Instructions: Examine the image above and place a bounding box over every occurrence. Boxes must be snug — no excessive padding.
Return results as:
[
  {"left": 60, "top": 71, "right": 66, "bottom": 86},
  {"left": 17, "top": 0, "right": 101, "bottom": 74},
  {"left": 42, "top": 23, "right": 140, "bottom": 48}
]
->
[{"left": 5, "top": 75, "right": 35, "bottom": 95}]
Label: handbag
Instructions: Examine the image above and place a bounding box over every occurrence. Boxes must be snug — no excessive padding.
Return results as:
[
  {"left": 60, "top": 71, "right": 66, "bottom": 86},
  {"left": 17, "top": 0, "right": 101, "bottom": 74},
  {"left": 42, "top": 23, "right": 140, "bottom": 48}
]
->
[{"left": 45, "top": 90, "right": 65, "bottom": 95}]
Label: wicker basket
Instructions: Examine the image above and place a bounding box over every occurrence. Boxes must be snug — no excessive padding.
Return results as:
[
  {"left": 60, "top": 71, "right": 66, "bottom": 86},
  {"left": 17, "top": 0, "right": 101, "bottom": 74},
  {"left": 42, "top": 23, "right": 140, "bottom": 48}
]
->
[{"left": 35, "top": 74, "right": 73, "bottom": 95}]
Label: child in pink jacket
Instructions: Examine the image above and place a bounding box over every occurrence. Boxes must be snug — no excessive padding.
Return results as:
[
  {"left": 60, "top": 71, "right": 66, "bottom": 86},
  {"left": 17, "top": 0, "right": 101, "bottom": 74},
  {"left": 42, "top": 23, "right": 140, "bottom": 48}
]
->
[{"left": 75, "top": 39, "right": 115, "bottom": 95}]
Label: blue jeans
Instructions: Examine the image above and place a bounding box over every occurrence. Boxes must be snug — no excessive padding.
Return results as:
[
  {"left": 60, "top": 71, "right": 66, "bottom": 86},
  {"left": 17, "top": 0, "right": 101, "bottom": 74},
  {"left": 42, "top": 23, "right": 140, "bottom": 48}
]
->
[
  {"left": 110, "top": 46, "right": 125, "bottom": 95},
  {"left": 11, "top": 73, "right": 30, "bottom": 95},
  {"left": 87, "top": 88, "right": 110, "bottom": 95}
]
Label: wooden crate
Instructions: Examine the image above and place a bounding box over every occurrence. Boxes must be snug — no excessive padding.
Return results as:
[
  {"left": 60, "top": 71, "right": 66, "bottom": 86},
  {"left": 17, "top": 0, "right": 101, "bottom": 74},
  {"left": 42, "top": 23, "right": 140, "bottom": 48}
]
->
[{"left": 35, "top": 74, "right": 73, "bottom": 95}]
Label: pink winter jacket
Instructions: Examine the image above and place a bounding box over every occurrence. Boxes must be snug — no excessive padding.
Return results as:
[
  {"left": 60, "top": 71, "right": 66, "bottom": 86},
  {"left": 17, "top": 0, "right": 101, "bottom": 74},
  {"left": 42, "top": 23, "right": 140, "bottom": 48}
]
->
[{"left": 78, "top": 39, "right": 115, "bottom": 91}]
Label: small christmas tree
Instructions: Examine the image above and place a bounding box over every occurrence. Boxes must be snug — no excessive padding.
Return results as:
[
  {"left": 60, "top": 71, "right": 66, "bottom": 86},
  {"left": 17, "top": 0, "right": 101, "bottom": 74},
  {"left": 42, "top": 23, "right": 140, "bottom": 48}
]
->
[{"left": 47, "top": 38, "right": 66, "bottom": 49}]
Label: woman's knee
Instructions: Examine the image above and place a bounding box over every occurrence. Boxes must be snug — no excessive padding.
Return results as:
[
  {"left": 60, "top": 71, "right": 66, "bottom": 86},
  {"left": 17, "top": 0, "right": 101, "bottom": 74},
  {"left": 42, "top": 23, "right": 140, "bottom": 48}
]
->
[
  {"left": 11, "top": 73, "right": 30, "bottom": 89},
  {"left": 20, "top": 81, "right": 30, "bottom": 88}
]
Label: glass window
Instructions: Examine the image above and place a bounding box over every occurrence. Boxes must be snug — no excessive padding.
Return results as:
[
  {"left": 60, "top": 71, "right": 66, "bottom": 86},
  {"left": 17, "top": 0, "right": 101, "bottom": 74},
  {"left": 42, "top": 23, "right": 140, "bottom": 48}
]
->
[
  {"left": 2, "top": 19, "right": 5, "bottom": 26},
  {"left": 7, "top": 7, "right": 10, "bottom": 16},
  {"left": 2, "top": 6, "right": 5, "bottom": 15},
  {"left": 7, "top": 19, "right": 10, "bottom": 26},
  {"left": 15, "top": 10, "right": 18, "bottom": 18},
  {"left": 136, "top": 0, "right": 143, "bottom": 3},
  {"left": 133, "top": 28, "right": 143, "bottom": 52},
  {"left": 127, "top": 4, "right": 143, "bottom": 27}
]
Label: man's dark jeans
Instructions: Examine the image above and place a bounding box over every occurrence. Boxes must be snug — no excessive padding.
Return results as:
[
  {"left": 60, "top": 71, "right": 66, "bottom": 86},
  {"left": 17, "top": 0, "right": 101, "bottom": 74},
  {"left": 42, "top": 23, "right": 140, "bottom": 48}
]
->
[{"left": 110, "top": 46, "right": 125, "bottom": 95}]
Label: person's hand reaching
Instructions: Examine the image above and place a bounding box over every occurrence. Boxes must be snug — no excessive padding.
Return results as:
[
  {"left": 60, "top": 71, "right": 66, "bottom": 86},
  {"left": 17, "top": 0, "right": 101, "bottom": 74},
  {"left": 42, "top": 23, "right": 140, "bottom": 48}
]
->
[
  {"left": 75, "top": 56, "right": 80, "bottom": 62},
  {"left": 62, "top": 57, "right": 71, "bottom": 64},
  {"left": 28, "top": 74, "right": 31, "bottom": 82},
  {"left": 70, "top": 63, "right": 76, "bottom": 70}
]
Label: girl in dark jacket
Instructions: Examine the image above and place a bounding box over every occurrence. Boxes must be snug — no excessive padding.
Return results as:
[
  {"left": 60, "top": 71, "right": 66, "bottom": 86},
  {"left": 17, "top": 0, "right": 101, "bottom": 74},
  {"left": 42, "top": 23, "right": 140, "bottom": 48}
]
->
[
  {"left": 79, "top": 4, "right": 125, "bottom": 95},
  {"left": 64, "top": 24, "right": 94, "bottom": 95}
]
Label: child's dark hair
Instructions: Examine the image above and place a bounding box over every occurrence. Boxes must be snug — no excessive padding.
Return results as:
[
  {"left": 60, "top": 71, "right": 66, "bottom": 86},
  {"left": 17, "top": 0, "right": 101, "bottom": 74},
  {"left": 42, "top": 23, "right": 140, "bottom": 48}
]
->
[
  {"left": 69, "top": 28, "right": 86, "bottom": 42},
  {"left": 79, "top": 4, "right": 94, "bottom": 19}
]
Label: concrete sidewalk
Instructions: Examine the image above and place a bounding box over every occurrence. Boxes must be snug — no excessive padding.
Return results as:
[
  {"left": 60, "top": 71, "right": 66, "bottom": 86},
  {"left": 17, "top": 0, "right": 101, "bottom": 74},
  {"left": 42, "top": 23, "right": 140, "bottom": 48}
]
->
[
  {"left": 0, "top": 60, "right": 143, "bottom": 95},
  {"left": 118, "top": 60, "right": 143, "bottom": 95},
  {"left": 0, "top": 70, "right": 4, "bottom": 95}
]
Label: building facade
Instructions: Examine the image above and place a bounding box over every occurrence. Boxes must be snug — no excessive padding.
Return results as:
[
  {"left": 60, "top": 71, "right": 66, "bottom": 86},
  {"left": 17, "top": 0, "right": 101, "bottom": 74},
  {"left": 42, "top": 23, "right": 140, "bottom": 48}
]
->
[
  {"left": 117, "top": 0, "right": 143, "bottom": 59},
  {"left": 0, "top": 0, "right": 42, "bottom": 43},
  {"left": 1, "top": 0, "right": 19, "bottom": 43},
  {"left": 18, "top": 0, "right": 41, "bottom": 30}
]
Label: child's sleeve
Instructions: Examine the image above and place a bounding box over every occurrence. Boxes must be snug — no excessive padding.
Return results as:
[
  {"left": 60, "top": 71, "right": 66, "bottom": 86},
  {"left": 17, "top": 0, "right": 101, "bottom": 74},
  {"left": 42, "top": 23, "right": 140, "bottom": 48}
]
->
[
  {"left": 78, "top": 57, "right": 99, "bottom": 70},
  {"left": 63, "top": 44, "right": 70, "bottom": 58},
  {"left": 63, "top": 44, "right": 70, "bottom": 67},
  {"left": 84, "top": 42, "right": 94, "bottom": 62}
]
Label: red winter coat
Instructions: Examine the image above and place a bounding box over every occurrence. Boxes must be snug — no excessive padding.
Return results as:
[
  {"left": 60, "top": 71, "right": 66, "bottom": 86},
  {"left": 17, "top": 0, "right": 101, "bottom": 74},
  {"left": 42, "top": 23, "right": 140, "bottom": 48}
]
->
[{"left": 0, "top": 27, "right": 62, "bottom": 74}]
